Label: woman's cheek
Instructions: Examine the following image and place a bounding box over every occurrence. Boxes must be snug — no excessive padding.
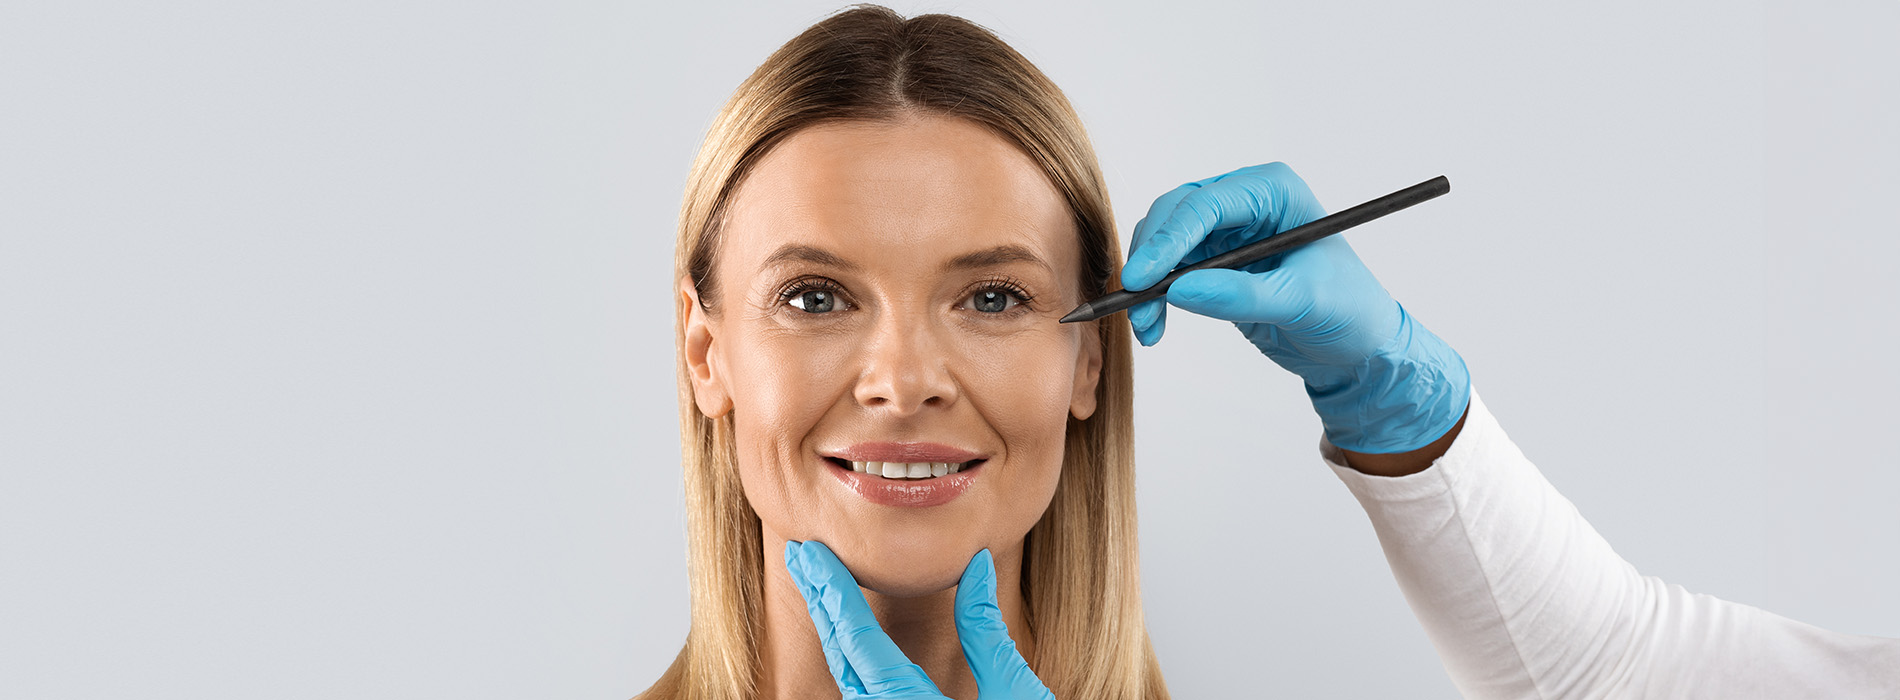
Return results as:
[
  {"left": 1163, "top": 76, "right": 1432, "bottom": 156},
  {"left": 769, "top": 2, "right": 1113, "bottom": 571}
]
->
[
  {"left": 975, "top": 330, "right": 1078, "bottom": 480},
  {"left": 734, "top": 332, "right": 849, "bottom": 412},
  {"left": 725, "top": 332, "right": 850, "bottom": 536},
  {"left": 986, "top": 329, "right": 1081, "bottom": 415}
]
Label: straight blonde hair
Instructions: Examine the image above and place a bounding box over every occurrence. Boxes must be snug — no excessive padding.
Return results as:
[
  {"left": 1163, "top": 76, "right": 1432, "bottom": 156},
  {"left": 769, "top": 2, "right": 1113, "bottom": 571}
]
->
[{"left": 643, "top": 5, "right": 1165, "bottom": 698}]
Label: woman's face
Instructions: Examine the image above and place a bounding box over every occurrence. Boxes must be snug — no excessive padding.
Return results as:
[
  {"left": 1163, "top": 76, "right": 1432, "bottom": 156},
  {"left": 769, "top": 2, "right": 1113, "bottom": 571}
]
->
[{"left": 682, "top": 115, "right": 1102, "bottom": 597}]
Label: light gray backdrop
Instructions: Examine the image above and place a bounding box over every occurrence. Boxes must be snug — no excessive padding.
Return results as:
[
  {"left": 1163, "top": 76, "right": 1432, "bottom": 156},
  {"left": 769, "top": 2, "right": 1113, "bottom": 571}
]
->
[{"left": 3, "top": 0, "right": 1894, "bottom": 697}]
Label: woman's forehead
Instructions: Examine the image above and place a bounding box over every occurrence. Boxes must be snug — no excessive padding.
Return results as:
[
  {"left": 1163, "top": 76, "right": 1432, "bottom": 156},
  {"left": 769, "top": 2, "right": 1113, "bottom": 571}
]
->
[{"left": 722, "top": 116, "right": 1077, "bottom": 276}]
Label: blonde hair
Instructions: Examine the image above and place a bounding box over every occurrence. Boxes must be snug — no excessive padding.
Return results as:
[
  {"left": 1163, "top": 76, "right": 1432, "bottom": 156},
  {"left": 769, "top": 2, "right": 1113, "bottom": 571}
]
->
[{"left": 644, "top": 5, "right": 1164, "bottom": 699}]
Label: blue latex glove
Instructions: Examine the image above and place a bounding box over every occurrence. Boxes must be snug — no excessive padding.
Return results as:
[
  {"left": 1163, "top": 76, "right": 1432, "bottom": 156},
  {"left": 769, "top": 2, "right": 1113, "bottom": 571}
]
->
[
  {"left": 1122, "top": 162, "right": 1469, "bottom": 453},
  {"left": 784, "top": 541, "right": 1053, "bottom": 700}
]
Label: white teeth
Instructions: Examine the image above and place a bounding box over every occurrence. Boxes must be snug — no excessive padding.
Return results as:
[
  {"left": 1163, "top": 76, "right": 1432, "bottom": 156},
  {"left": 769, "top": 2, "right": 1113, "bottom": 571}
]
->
[{"left": 843, "top": 459, "right": 974, "bottom": 480}]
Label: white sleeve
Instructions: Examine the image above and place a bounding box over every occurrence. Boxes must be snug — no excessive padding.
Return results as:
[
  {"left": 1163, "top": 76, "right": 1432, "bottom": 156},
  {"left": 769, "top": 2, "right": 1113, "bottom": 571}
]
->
[{"left": 1325, "top": 389, "right": 1900, "bottom": 699}]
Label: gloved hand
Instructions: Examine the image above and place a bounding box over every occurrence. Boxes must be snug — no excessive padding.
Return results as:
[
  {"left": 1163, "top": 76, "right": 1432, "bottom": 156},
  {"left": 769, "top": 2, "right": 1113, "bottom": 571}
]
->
[
  {"left": 784, "top": 541, "right": 1053, "bottom": 700},
  {"left": 1122, "top": 162, "right": 1469, "bottom": 453}
]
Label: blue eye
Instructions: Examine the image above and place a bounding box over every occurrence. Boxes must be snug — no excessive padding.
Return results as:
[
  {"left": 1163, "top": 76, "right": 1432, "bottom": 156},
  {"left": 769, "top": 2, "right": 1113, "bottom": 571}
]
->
[
  {"left": 971, "top": 290, "right": 1012, "bottom": 313},
  {"left": 963, "top": 281, "right": 1033, "bottom": 314},
  {"left": 779, "top": 279, "right": 849, "bottom": 314},
  {"left": 789, "top": 289, "right": 836, "bottom": 313}
]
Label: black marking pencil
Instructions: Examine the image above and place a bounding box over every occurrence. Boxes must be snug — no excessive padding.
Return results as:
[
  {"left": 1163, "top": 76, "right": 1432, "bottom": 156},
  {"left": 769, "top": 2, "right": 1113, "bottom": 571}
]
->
[{"left": 1059, "top": 175, "right": 1451, "bottom": 324}]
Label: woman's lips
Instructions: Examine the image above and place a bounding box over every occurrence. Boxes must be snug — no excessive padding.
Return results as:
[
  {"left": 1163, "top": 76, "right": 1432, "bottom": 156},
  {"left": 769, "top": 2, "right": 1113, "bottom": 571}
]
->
[{"left": 824, "top": 456, "right": 984, "bottom": 507}]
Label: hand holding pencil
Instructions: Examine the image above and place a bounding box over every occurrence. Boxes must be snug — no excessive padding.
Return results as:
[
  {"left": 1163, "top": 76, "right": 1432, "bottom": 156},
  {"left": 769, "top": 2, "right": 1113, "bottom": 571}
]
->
[{"left": 1114, "top": 162, "right": 1470, "bottom": 455}]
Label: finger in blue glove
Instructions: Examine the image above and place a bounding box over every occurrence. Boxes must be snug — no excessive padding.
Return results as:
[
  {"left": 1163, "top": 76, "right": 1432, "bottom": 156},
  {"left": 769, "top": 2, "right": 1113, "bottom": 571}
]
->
[
  {"left": 1166, "top": 266, "right": 1315, "bottom": 327},
  {"left": 786, "top": 541, "right": 943, "bottom": 698},
  {"left": 785, "top": 542, "right": 1056, "bottom": 699},
  {"left": 1121, "top": 162, "right": 1326, "bottom": 346},
  {"left": 953, "top": 550, "right": 1055, "bottom": 700}
]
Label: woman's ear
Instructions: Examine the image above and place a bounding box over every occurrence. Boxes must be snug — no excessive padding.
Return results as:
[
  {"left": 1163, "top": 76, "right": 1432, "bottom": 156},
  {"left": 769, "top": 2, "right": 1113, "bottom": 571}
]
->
[
  {"left": 1069, "top": 322, "right": 1103, "bottom": 420},
  {"left": 681, "top": 277, "right": 734, "bottom": 419}
]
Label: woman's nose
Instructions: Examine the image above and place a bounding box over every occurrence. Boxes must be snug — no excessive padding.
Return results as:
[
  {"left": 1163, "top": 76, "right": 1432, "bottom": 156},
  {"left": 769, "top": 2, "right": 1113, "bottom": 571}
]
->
[{"left": 852, "top": 318, "right": 958, "bottom": 415}]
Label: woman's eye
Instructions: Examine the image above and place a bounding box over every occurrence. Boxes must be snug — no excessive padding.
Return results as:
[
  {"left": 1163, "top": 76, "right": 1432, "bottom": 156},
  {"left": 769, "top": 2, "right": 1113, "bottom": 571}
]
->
[
  {"left": 788, "top": 289, "right": 838, "bottom": 313},
  {"left": 968, "top": 289, "right": 1019, "bottom": 313}
]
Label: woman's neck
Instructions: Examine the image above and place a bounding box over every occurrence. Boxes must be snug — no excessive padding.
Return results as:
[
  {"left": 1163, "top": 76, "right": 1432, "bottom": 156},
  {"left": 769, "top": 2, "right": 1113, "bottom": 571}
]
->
[{"left": 755, "top": 532, "right": 1035, "bottom": 700}]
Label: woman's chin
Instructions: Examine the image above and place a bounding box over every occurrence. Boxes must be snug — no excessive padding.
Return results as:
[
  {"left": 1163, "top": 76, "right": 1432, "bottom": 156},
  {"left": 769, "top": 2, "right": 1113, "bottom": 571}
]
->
[
  {"left": 830, "top": 532, "right": 985, "bottom": 598},
  {"left": 850, "top": 559, "right": 969, "bottom": 598}
]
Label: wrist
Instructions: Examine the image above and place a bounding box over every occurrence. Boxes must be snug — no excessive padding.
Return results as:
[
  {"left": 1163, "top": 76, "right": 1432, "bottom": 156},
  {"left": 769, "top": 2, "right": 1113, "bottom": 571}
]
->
[
  {"left": 1309, "top": 305, "right": 1470, "bottom": 453},
  {"left": 1342, "top": 402, "right": 1468, "bottom": 476}
]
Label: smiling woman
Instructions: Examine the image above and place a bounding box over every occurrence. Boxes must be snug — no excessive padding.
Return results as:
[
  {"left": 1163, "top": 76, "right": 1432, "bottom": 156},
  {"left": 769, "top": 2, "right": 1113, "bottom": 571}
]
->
[{"left": 640, "top": 5, "right": 1163, "bottom": 700}]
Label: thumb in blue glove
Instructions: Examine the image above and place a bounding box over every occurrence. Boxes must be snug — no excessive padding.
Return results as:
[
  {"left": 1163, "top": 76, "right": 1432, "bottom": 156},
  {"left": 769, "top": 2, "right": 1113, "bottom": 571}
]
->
[{"left": 785, "top": 541, "right": 1055, "bottom": 700}]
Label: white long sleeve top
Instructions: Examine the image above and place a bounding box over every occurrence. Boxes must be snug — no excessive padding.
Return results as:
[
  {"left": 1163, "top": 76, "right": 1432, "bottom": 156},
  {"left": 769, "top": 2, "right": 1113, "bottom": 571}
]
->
[{"left": 1324, "top": 390, "right": 1900, "bottom": 699}]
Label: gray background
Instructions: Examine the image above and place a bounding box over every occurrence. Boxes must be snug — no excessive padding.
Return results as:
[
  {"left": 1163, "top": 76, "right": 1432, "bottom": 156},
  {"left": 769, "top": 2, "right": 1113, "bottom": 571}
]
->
[{"left": 2, "top": 0, "right": 1894, "bottom": 697}]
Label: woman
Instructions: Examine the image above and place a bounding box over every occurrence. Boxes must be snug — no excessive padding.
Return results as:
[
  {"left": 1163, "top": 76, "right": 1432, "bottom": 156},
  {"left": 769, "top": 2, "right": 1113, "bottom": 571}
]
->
[
  {"left": 642, "top": 5, "right": 1899, "bottom": 700},
  {"left": 644, "top": 6, "right": 1158, "bottom": 699}
]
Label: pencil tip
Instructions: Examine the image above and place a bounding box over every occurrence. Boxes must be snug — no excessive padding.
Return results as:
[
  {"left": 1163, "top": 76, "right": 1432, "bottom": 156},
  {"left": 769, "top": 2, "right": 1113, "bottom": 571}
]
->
[{"left": 1059, "top": 304, "right": 1092, "bottom": 324}]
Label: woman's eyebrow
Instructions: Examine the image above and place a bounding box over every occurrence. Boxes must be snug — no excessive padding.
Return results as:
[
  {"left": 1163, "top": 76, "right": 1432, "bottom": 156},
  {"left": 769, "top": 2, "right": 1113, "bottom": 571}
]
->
[
  {"left": 759, "top": 243, "right": 1051, "bottom": 274},
  {"left": 942, "top": 244, "right": 1051, "bottom": 273},
  {"left": 760, "top": 243, "right": 858, "bottom": 272}
]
